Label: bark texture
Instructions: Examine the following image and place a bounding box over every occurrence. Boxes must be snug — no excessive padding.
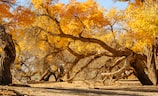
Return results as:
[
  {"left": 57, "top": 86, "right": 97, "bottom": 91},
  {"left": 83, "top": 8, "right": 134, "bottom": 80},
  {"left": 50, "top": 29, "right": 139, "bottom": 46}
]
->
[
  {"left": 0, "top": 25, "right": 16, "bottom": 85},
  {"left": 130, "top": 37, "right": 158, "bottom": 85},
  {"left": 131, "top": 54, "right": 153, "bottom": 85}
]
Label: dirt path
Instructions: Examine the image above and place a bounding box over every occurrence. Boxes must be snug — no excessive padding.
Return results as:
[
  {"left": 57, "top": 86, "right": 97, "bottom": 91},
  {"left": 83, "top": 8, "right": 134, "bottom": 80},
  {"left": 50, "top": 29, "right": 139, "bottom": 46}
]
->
[{"left": 0, "top": 80, "right": 158, "bottom": 96}]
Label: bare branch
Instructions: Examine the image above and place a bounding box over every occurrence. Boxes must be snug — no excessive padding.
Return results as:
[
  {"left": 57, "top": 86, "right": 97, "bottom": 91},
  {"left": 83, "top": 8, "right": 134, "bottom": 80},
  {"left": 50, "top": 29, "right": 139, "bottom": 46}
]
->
[
  {"left": 62, "top": 44, "right": 97, "bottom": 79},
  {"left": 66, "top": 52, "right": 111, "bottom": 81},
  {"left": 101, "top": 55, "right": 131, "bottom": 76},
  {"left": 110, "top": 56, "right": 126, "bottom": 70}
]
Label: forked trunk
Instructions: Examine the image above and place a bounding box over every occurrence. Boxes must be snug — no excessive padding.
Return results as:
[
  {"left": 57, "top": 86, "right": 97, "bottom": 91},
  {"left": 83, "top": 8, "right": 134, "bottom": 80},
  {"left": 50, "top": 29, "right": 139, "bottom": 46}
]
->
[{"left": 0, "top": 25, "right": 16, "bottom": 85}]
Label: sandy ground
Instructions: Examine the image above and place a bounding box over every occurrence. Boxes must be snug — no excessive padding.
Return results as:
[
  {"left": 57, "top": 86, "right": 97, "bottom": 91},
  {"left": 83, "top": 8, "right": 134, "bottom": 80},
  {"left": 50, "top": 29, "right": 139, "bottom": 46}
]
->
[{"left": 0, "top": 80, "right": 158, "bottom": 96}]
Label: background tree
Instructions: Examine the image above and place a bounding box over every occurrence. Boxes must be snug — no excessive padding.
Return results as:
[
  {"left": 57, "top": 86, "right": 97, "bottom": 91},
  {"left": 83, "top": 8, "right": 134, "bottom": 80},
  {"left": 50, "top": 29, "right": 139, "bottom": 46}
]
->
[{"left": 0, "top": 0, "right": 34, "bottom": 85}]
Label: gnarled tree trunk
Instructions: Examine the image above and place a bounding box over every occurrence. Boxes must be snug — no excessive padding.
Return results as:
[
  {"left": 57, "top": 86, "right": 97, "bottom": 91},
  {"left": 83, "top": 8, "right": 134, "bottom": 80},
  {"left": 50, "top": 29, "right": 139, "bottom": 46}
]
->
[
  {"left": 130, "top": 54, "right": 154, "bottom": 85},
  {"left": 129, "top": 38, "right": 158, "bottom": 85},
  {"left": 0, "top": 25, "right": 16, "bottom": 85},
  {"left": 102, "top": 45, "right": 158, "bottom": 85}
]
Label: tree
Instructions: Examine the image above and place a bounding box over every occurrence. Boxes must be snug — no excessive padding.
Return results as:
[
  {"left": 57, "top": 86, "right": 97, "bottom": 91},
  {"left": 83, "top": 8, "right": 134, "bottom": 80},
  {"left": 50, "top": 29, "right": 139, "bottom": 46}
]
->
[
  {"left": 0, "top": 0, "right": 157, "bottom": 85},
  {"left": 30, "top": 0, "right": 158, "bottom": 85},
  {"left": 0, "top": 25, "right": 15, "bottom": 85},
  {"left": 119, "top": 0, "right": 158, "bottom": 85},
  {"left": 0, "top": 0, "right": 34, "bottom": 85}
]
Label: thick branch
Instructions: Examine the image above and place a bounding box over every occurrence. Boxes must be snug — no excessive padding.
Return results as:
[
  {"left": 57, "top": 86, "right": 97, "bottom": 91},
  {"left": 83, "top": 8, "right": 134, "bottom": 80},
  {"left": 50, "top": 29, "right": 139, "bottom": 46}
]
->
[
  {"left": 36, "top": 14, "right": 133, "bottom": 57},
  {"left": 67, "top": 45, "right": 84, "bottom": 58},
  {"left": 62, "top": 45, "right": 96, "bottom": 79},
  {"left": 101, "top": 55, "right": 131, "bottom": 77}
]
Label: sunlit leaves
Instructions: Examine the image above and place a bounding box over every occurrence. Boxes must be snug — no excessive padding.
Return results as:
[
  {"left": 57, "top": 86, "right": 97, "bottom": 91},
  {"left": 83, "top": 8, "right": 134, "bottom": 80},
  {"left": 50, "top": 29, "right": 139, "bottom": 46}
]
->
[
  {"left": 31, "top": 0, "right": 110, "bottom": 54},
  {"left": 48, "top": 3, "right": 64, "bottom": 17},
  {"left": 31, "top": 0, "right": 43, "bottom": 9},
  {"left": 106, "top": 7, "right": 123, "bottom": 24},
  {"left": 123, "top": 1, "right": 158, "bottom": 52},
  {"left": 60, "top": 0, "right": 109, "bottom": 29},
  {"left": 30, "top": 0, "right": 157, "bottom": 55},
  {"left": 31, "top": 0, "right": 59, "bottom": 9},
  {"left": 13, "top": 6, "right": 35, "bottom": 26},
  {"left": 0, "top": 0, "right": 35, "bottom": 40},
  {"left": 70, "top": 41, "right": 100, "bottom": 54},
  {"left": 0, "top": 3, "right": 12, "bottom": 19}
]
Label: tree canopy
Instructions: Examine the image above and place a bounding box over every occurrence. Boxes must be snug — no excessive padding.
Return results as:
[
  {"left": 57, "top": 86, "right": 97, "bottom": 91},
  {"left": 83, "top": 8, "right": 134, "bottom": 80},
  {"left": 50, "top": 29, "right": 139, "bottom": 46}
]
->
[{"left": 0, "top": 0, "right": 158, "bottom": 85}]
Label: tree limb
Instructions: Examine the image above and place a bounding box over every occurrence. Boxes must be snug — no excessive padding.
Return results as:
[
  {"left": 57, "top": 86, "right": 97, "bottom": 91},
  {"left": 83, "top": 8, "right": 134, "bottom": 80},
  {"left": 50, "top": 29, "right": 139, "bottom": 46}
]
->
[
  {"left": 36, "top": 14, "right": 133, "bottom": 57},
  {"left": 66, "top": 52, "right": 111, "bottom": 81},
  {"left": 101, "top": 55, "right": 131, "bottom": 76}
]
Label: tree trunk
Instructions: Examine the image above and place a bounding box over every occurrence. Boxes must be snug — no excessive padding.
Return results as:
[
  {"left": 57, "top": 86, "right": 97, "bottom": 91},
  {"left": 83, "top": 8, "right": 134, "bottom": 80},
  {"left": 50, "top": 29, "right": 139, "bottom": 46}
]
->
[
  {"left": 131, "top": 54, "right": 153, "bottom": 85},
  {"left": 0, "top": 25, "right": 16, "bottom": 85},
  {"left": 130, "top": 37, "right": 158, "bottom": 85}
]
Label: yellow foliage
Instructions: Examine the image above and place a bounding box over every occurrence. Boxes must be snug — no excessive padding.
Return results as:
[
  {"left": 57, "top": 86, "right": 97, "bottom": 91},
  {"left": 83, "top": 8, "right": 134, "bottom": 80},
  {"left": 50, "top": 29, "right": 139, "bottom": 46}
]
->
[
  {"left": 60, "top": 0, "right": 109, "bottom": 33},
  {"left": 71, "top": 41, "right": 100, "bottom": 54},
  {"left": 131, "top": 41, "right": 147, "bottom": 52},
  {"left": 31, "top": 0, "right": 110, "bottom": 50},
  {"left": 123, "top": 2, "right": 158, "bottom": 52},
  {"left": 31, "top": 0, "right": 43, "bottom": 9},
  {"left": 107, "top": 7, "right": 118, "bottom": 18},
  {"left": 13, "top": 7, "right": 35, "bottom": 26},
  {"left": 37, "top": 41, "right": 46, "bottom": 51},
  {"left": 49, "top": 3, "right": 64, "bottom": 17},
  {"left": 0, "top": 4, "right": 12, "bottom": 18}
]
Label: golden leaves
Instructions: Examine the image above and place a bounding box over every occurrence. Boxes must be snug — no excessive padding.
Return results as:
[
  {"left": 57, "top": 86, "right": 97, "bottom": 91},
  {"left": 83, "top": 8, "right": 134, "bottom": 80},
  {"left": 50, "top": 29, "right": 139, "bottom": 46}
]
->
[
  {"left": 70, "top": 41, "right": 99, "bottom": 54},
  {"left": 48, "top": 3, "right": 64, "bottom": 17},
  {"left": 13, "top": 7, "right": 35, "bottom": 26},
  {"left": 0, "top": 1, "right": 35, "bottom": 43},
  {"left": 30, "top": 0, "right": 110, "bottom": 51},
  {"left": 50, "top": 37, "right": 70, "bottom": 49},
  {"left": 0, "top": 3, "right": 12, "bottom": 18},
  {"left": 31, "top": 0, "right": 59, "bottom": 9},
  {"left": 31, "top": 0, "right": 43, "bottom": 9},
  {"left": 123, "top": 1, "right": 158, "bottom": 52},
  {"left": 58, "top": 0, "right": 109, "bottom": 36}
]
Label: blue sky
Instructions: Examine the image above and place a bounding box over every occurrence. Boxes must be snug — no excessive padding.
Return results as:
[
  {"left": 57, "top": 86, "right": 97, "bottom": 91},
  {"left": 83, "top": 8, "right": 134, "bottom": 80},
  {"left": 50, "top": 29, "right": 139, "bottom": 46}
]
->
[
  {"left": 59, "top": 0, "right": 128, "bottom": 10},
  {"left": 16, "top": 0, "right": 128, "bottom": 10}
]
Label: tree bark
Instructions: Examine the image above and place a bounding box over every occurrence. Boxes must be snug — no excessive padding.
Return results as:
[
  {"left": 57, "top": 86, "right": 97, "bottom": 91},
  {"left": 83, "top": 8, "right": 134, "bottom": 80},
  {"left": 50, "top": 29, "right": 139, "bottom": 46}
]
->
[
  {"left": 130, "top": 37, "right": 158, "bottom": 85},
  {"left": 0, "top": 25, "right": 16, "bottom": 85},
  {"left": 131, "top": 54, "right": 153, "bottom": 85}
]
